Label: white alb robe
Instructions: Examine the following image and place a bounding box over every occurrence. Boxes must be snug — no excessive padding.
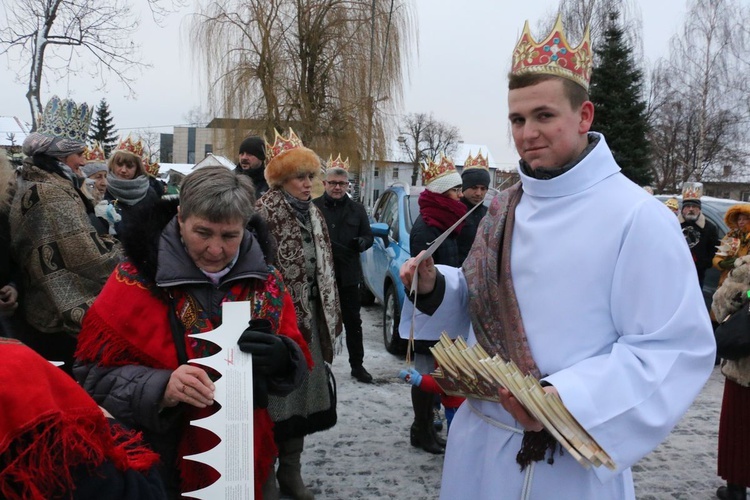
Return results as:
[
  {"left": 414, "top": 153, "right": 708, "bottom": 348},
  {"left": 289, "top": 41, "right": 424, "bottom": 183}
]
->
[{"left": 400, "top": 134, "right": 716, "bottom": 499}]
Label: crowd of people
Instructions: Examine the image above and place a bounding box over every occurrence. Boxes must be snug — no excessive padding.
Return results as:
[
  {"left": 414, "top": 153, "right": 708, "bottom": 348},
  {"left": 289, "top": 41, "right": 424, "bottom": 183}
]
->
[{"left": 0, "top": 12, "right": 745, "bottom": 500}]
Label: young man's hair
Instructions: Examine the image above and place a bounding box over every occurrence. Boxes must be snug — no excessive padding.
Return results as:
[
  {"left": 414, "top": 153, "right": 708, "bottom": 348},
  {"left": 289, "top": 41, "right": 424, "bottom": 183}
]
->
[{"left": 507, "top": 73, "right": 589, "bottom": 109}]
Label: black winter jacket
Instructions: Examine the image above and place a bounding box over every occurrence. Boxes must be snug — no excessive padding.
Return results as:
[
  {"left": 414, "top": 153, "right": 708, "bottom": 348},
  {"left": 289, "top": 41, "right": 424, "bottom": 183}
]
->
[
  {"left": 313, "top": 193, "right": 374, "bottom": 287},
  {"left": 410, "top": 215, "right": 460, "bottom": 268},
  {"left": 680, "top": 213, "right": 720, "bottom": 287},
  {"left": 457, "top": 198, "right": 488, "bottom": 265}
]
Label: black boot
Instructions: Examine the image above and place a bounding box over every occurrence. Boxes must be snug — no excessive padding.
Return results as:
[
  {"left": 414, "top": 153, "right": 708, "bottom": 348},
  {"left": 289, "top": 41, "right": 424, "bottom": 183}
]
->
[
  {"left": 717, "top": 484, "right": 748, "bottom": 500},
  {"left": 410, "top": 387, "right": 444, "bottom": 454}
]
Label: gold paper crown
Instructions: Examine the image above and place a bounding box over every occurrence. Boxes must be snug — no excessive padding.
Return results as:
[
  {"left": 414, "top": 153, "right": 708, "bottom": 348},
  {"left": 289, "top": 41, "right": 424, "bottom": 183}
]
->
[
  {"left": 114, "top": 135, "right": 145, "bottom": 157},
  {"left": 511, "top": 15, "right": 593, "bottom": 91},
  {"left": 422, "top": 155, "right": 458, "bottom": 185},
  {"left": 144, "top": 158, "right": 160, "bottom": 177},
  {"left": 83, "top": 141, "right": 106, "bottom": 163},
  {"left": 327, "top": 154, "right": 350, "bottom": 172},
  {"left": 463, "top": 150, "right": 489, "bottom": 171},
  {"left": 266, "top": 128, "right": 304, "bottom": 164},
  {"left": 682, "top": 182, "right": 703, "bottom": 201}
]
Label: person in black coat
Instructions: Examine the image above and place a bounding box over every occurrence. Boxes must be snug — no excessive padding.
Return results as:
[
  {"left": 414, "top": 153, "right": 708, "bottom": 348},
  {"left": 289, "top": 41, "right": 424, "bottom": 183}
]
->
[
  {"left": 235, "top": 136, "right": 269, "bottom": 197},
  {"left": 456, "top": 155, "right": 490, "bottom": 264},
  {"left": 679, "top": 197, "right": 720, "bottom": 288},
  {"left": 313, "top": 162, "right": 374, "bottom": 383}
]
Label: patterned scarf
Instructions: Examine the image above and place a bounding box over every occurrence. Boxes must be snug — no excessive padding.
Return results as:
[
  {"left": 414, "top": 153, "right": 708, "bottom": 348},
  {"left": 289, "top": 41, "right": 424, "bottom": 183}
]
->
[
  {"left": 256, "top": 188, "right": 342, "bottom": 363},
  {"left": 462, "top": 183, "right": 557, "bottom": 468},
  {"left": 418, "top": 189, "right": 468, "bottom": 235}
]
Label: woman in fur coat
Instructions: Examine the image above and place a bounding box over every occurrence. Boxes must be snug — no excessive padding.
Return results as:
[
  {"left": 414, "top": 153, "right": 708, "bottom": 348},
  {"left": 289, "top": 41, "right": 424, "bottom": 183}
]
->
[{"left": 256, "top": 131, "right": 342, "bottom": 500}]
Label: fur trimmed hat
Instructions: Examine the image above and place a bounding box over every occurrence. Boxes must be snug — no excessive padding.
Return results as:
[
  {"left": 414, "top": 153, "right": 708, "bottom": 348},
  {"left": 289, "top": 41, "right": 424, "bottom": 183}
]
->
[
  {"left": 264, "top": 147, "right": 321, "bottom": 189},
  {"left": 725, "top": 204, "right": 750, "bottom": 230}
]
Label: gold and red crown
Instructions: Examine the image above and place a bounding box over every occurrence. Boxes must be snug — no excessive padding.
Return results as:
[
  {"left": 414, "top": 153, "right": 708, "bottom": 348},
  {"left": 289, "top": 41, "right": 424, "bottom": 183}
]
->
[
  {"left": 463, "top": 150, "right": 489, "bottom": 171},
  {"left": 682, "top": 182, "right": 703, "bottom": 201},
  {"left": 83, "top": 141, "right": 106, "bottom": 163},
  {"left": 327, "top": 154, "right": 350, "bottom": 172},
  {"left": 422, "top": 155, "right": 458, "bottom": 185},
  {"left": 511, "top": 15, "right": 593, "bottom": 91},
  {"left": 266, "top": 128, "right": 304, "bottom": 164},
  {"left": 115, "top": 135, "right": 145, "bottom": 157},
  {"left": 144, "top": 158, "right": 160, "bottom": 177}
]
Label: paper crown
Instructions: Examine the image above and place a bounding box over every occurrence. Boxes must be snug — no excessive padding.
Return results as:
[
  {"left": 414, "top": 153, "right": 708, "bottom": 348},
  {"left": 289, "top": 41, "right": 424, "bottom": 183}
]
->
[
  {"left": 682, "top": 182, "right": 703, "bottom": 201},
  {"left": 36, "top": 95, "right": 92, "bottom": 143},
  {"left": 82, "top": 141, "right": 106, "bottom": 163},
  {"left": 266, "top": 128, "right": 304, "bottom": 164},
  {"left": 144, "top": 158, "right": 160, "bottom": 177},
  {"left": 114, "top": 135, "right": 145, "bottom": 157},
  {"left": 463, "top": 150, "right": 489, "bottom": 171},
  {"left": 422, "top": 155, "right": 459, "bottom": 186},
  {"left": 511, "top": 15, "right": 593, "bottom": 91},
  {"left": 327, "top": 154, "right": 350, "bottom": 172}
]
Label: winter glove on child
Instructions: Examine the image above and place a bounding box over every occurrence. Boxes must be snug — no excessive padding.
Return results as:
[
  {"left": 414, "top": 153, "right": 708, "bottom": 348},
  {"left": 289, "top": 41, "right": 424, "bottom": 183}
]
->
[{"left": 398, "top": 368, "right": 422, "bottom": 387}]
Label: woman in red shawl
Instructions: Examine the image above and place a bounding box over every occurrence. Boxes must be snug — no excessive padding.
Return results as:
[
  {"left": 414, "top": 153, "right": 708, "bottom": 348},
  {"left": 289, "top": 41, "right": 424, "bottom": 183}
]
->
[
  {"left": 74, "top": 167, "right": 312, "bottom": 499},
  {"left": 0, "top": 339, "right": 165, "bottom": 499}
]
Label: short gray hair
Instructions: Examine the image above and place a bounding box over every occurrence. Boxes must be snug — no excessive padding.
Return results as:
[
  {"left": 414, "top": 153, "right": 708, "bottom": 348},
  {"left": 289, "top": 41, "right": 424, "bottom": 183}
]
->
[
  {"left": 325, "top": 167, "right": 349, "bottom": 179},
  {"left": 180, "top": 166, "right": 255, "bottom": 224}
]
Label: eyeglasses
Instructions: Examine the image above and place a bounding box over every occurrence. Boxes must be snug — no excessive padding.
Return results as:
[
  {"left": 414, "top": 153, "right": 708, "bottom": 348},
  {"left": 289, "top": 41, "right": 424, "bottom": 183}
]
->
[
  {"left": 448, "top": 187, "right": 463, "bottom": 194},
  {"left": 327, "top": 181, "right": 349, "bottom": 187}
]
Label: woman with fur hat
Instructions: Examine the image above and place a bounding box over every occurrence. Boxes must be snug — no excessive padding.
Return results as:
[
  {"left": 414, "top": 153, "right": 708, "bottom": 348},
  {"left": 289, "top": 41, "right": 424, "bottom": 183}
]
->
[
  {"left": 10, "top": 96, "right": 120, "bottom": 374},
  {"left": 256, "top": 129, "right": 342, "bottom": 500},
  {"left": 713, "top": 204, "right": 750, "bottom": 286}
]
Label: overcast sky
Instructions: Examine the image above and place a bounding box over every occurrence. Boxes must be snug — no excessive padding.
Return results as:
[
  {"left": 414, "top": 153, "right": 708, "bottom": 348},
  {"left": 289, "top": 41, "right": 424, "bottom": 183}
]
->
[{"left": 0, "top": 0, "right": 687, "bottom": 167}]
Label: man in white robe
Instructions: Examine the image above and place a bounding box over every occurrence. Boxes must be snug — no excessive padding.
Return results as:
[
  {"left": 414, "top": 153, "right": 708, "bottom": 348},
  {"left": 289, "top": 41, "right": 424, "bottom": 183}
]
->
[{"left": 399, "top": 17, "right": 716, "bottom": 500}]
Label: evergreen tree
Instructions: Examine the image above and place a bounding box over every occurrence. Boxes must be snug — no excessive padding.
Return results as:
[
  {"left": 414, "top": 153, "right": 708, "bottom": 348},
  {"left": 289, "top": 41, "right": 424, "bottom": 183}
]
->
[
  {"left": 89, "top": 98, "right": 118, "bottom": 156},
  {"left": 589, "top": 10, "right": 652, "bottom": 186}
]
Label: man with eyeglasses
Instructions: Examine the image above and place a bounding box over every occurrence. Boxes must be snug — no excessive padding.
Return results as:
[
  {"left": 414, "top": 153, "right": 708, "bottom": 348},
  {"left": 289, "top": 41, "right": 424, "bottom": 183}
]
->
[{"left": 313, "top": 162, "right": 374, "bottom": 383}]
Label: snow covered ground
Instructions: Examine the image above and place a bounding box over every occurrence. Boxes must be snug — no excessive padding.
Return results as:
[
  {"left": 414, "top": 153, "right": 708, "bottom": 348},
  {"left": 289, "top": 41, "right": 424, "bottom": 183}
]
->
[{"left": 298, "top": 303, "right": 726, "bottom": 499}]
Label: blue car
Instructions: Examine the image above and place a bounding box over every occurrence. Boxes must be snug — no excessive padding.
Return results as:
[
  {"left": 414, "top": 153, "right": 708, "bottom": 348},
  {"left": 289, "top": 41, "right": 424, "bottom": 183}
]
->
[{"left": 360, "top": 182, "right": 423, "bottom": 354}]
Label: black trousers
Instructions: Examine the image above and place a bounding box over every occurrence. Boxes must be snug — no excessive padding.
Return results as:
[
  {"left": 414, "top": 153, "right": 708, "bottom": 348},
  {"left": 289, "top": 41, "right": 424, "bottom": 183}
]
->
[{"left": 338, "top": 283, "right": 365, "bottom": 369}]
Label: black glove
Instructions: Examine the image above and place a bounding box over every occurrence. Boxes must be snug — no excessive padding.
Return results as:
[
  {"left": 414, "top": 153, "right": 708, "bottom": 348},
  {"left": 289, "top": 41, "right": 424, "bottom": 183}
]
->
[
  {"left": 237, "top": 321, "right": 291, "bottom": 377},
  {"left": 350, "top": 237, "right": 364, "bottom": 251}
]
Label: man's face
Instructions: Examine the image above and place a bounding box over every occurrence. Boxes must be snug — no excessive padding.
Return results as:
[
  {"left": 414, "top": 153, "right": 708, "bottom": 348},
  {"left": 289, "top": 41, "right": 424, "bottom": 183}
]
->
[
  {"left": 239, "top": 152, "right": 262, "bottom": 170},
  {"left": 324, "top": 174, "right": 349, "bottom": 200},
  {"left": 178, "top": 210, "right": 244, "bottom": 273},
  {"left": 508, "top": 79, "right": 593, "bottom": 170},
  {"left": 682, "top": 204, "right": 701, "bottom": 222},
  {"left": 463, "top": 185, "right": 488, "bottom": 206}
]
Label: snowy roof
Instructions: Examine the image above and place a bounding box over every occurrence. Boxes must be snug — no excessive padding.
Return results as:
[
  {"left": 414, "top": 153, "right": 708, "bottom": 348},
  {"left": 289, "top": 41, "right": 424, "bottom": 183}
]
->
[
  {"left": 384, "top": 139, "right": 507, "bottom": 170},
  {"left": 0, "top": 116, "right": 29, "bottom": 147},
  {"left": 160, "top": 163, "right": 194, "bottom": 176},
  {"left": 194, "top": 154, "right": 235, "bottom": 170}
]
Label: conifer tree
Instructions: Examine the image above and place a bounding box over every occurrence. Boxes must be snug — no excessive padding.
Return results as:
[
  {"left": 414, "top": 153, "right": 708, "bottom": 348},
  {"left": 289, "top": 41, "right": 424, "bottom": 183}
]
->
[
  {"left": 89, "top": 98, "right": 118, "bottom": 156},
  {"left": 589, "top": 10, "right": 652, "bottom": 186}
]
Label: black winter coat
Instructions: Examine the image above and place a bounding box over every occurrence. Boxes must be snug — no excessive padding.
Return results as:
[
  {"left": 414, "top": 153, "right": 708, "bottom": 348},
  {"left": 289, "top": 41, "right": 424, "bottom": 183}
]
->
[
  {"left": 456, "top": 198, "right": 488, "bottom": 265},
  {"left": 410, "top": 215, "right": 460, "bottom": 268},
  {"left": 680, "top": 214, "right": 720, "bottom": 287},
  {"left": 313, "top": 193, "right": 373, "bottom": 287}
]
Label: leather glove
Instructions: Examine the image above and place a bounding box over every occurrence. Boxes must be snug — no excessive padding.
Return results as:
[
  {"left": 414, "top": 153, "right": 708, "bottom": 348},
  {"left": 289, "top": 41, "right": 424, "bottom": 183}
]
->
[
  {"left": 398, "top": 368, "right": 422, "bottom": 387},
  {"left": 237, "top": 320, "right": 291, "bottom": 377},
  {"left": 719, "top": 257, "right": 737, "bottom": 270}
]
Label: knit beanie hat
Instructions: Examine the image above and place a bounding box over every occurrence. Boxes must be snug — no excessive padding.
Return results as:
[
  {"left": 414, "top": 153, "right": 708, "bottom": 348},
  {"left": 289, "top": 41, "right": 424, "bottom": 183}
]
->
[
  {"left": 423, "top": 155, "right": 462, "bottom": 194},
  {"left": 239, "top": 136, "right": 266, "bottom": 162},
  {"left": 461, "top": 168, "right": 490, "bottom": 191},
  {"left": 81, "top": 162, "right": 108, "bottom": 178}
]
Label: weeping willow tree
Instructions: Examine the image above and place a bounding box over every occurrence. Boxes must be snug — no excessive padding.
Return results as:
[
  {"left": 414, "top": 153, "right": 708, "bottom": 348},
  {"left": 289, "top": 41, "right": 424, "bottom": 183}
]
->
[{"left": 190, "top": 0, "right": 415, "bottom": 175}]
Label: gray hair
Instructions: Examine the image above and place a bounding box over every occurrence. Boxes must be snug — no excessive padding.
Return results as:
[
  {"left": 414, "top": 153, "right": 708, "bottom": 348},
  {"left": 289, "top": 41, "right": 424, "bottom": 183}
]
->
[
  {"left": 325, "top": 167, "right": 349, "bottom": 178},
  {"left": 179, "top": 166, "right": 255, "bottom": 224}
]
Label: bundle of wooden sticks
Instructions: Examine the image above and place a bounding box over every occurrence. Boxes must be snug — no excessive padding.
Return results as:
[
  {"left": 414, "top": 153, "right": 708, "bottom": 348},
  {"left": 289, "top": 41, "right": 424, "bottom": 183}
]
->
[{"left": 429, "top": 333, "right": 616, "bottom": 470}]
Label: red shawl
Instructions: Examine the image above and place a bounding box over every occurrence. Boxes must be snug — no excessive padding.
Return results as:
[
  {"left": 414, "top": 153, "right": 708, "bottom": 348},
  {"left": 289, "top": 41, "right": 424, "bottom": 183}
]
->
[
  {"left": 76, "top": 261, "right": 311, "bottom": 498},
  {"left": 418, "top": 189, "right": 468, "bottom": 235},
  {"left": 0, "top": 339, "right": 159, "bottom": 500}
]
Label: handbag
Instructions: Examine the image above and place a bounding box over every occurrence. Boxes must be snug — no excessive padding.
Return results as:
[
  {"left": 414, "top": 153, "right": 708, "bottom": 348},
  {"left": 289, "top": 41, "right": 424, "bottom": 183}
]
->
[{"left": 715, "top": 299, "right": 750, "bottom": 360}]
